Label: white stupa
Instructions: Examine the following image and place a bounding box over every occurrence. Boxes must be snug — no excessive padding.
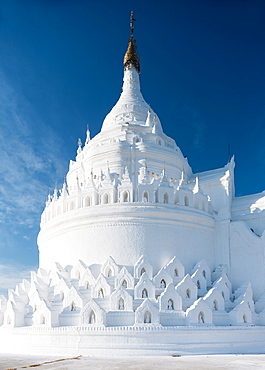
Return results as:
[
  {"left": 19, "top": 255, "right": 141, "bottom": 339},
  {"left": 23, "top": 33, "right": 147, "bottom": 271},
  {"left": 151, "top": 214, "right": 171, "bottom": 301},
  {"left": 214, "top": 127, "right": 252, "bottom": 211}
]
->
[{"left": 1, "top": 13, "right": 265, "bottom": 356}]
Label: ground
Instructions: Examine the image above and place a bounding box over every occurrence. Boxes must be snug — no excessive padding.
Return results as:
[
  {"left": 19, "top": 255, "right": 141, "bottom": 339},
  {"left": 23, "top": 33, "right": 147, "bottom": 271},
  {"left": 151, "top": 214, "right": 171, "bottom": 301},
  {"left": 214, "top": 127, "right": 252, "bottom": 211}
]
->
[{"left": 1, "top": 354, "right": 265, "bottom": 370}]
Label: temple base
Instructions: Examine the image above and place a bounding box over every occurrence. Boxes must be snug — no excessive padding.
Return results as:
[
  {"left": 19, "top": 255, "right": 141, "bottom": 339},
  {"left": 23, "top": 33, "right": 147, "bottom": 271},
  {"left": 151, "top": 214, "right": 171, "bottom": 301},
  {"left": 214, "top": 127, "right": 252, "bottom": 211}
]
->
[{"left": 1, "top": 325, "right": 265, "bottom": 356}]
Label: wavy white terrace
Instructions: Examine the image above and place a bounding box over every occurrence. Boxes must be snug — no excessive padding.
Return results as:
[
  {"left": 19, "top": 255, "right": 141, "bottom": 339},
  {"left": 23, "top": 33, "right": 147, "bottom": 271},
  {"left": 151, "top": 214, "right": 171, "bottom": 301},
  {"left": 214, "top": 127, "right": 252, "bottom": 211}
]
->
[{"left": 1, "top": 255, "right": 264, "bottom": 328}]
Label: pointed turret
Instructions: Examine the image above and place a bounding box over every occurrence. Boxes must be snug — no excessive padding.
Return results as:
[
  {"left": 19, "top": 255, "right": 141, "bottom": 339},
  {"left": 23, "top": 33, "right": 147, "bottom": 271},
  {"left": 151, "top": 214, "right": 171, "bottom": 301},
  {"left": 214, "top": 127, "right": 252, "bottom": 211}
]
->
[
  {"left": 145, "top": 108, "right": 152, "bottom": 126},
  {"left": 156, "top": 168, "right": 174, "bottom": 203},
  {"left": 122, "top": 166, "right": 131, "bottom": 185},
  {"left": 77, "top": 138, "right": 82, "bottom": 155},
  {"left": 178, "top": 169, "right": 189, "bottom": 190},
  {"left": 159, "top": 168, "right": 171, "bottom": 187},
  {"left": 86, "top": 169, "right": 96, "bottom": 189},
  {"left": 193, "top": 175, "right": 201, "bottom": 194},
  {"left": 118, "top": 166, "right": 133, "bottom": 202},
  {"left": 46, "top": 192, "right": 52, "bottom": 206},
  {"left": 61, "top": 179, "right": 68, "bottom": 198},
  {"left": 53, "top": 185, "right": 58, "bottom": 201},
  {"left": 101, "top": 165, "right": 113, "bottom": 188},
  {"left": 85, "top": 125, "right": 90, "bottom": 145},
  {"left": 139, "top": 163, "right": 151, "bottom": 185}
]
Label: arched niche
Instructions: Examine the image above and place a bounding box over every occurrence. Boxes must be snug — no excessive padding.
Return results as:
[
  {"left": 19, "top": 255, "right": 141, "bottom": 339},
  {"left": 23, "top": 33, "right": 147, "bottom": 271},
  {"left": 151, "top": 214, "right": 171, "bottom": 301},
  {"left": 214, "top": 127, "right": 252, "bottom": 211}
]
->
[
  {"left": 198, "top": 311, "right": 205, "bottom": 324},
  {"left": 122, "top": 190, "right": 129, "bottom": 202},
  {"left": 142, "top": 191, "right": 149, "bottom": 202},
  {"left": 167, "top": 298, "right": 174, "bottom": 310},
  {"left": 163, "top": 193, "right": 169, "bottom": 204},
  {"left": 83, "top": 196, "right": 91, "bottom": 207},
  {"left": 70, "top": 301, "right": 76, "bottom": 311},
  {"left": 89, "top": 310, "right": 96, "bottom": 324},
  {"left": 160, "top": 279, "right": 166, "bottom": 288},
  {"left": 122, "top": 279, "right": 128, "bottom": 288},
  {"left": 213, "top": 299, "right": 218, "bottom": 311},
  {"left": 102, "top": 193, "right": 109, "bottom": 205},
  {"left": 68, "top": 201, "right": 75, "bottom": 211},
  {"left": 39, "top": 314, "right": 46, "bottom": 325},
  {"left": 118, "top": 297, "right": 125, "bottom": 310},
  {"left": 144, "top": 310, "right": 151, "bottom": 323},
  {"left": 107, "top": 268, "right": 113, "bottom": 277}
]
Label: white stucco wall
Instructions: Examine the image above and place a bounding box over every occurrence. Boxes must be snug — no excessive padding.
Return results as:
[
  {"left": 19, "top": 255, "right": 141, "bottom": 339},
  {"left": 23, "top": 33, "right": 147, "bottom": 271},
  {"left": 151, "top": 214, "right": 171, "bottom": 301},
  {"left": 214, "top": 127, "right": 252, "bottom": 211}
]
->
[
  {"left": 230, "top": 221, "right": 265, "bottom": 300},
  {"left": 38, "top": 203, "right": 215, "bottom": 274}
]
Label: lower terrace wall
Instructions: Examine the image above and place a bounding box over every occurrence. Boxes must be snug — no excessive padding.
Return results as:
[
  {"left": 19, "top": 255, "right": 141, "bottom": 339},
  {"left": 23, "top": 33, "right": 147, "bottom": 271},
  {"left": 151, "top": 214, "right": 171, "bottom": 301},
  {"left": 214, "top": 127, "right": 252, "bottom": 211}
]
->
[{"left": 1, "top": 325, "right": 265, "bottom": 356}]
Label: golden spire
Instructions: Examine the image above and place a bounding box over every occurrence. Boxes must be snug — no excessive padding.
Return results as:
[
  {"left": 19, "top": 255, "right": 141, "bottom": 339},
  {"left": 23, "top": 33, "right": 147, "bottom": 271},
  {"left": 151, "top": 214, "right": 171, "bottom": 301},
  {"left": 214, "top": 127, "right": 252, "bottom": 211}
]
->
[{"left": 124, "top": 11, "right": 140, "bottom": 73}]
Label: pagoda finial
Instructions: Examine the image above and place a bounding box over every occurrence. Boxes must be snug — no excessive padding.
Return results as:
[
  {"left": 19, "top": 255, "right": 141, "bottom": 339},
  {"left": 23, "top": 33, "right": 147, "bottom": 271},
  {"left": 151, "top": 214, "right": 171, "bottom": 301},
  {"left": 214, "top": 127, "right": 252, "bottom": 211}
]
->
[
  {"left": 124, "top": 11, "right": 140, "bottom": 73},
  {"left": 130, "top": 11, "right": 136, "bottom": 40}
]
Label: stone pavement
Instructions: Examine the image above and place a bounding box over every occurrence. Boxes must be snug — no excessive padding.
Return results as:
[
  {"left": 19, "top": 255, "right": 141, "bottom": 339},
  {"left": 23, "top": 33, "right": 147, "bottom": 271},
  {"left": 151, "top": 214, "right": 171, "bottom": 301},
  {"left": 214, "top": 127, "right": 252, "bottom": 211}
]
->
[{"left": 1, "top": 354, "right": 265, "bottom": 370}]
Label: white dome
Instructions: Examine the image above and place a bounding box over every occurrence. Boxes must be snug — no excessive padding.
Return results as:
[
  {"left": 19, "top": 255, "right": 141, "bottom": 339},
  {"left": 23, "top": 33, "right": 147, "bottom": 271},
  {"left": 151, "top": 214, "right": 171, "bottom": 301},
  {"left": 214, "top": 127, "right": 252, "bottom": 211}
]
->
[{"left": 101, "top": 64, "right": 163, "bottom": 132}]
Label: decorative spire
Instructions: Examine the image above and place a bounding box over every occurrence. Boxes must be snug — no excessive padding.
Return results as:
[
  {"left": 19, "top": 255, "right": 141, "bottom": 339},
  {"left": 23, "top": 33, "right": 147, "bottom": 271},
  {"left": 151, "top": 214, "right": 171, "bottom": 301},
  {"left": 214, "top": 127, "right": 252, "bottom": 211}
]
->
[
  {"left": 193, "top": 175, "right": 201, "bottom": 194},
  {"left": 159, "top": 167, "right": 170, "bottom": 187},
  {"left": 124, "top": 11, "right": 140, "bottom": 73},
  {"left": 139, "top": 161, "right": 151, "bottom": 185},
  {"left": 124, "top": 166, "right": 130, "bottom": 179},
  {"left": 145, "top": 108, "right": 152, "bottom": 126},
  {"left": 178, "top": 168, "right": 189, "bottom": 190},
  {"left": 53, "top": 184, "right": 58, "bottom": 201},
  {"left": 61, "top": 178, "right": 68, "bottom": 197},
  {"left": 180, "top": 168, "right": 185, "bottom": 182},
  {"left": 121, "top": 166, "right": 132, "bottom": 186},
  {"left": 85, "top": 168, "right": 96, "bottom": 189},
  {"left": 101, "top": 164, "right": 113, "bottom": 187},
  {"left": 77, "top": 138, "right": 82, "bottom": 155},
  {"left": 85, "top": 125, "right": 90, "bottom": 145},
  {"left": 46, "top": 192, "right": 52, "bottom": 205}
]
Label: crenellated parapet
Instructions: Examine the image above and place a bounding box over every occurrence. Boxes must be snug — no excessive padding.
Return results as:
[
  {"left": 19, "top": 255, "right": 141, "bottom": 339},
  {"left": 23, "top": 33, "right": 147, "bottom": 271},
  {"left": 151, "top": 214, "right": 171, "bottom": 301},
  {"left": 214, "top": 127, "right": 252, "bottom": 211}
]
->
[{"left": 41, "top": 166, "right": 211, "bottom": 227}]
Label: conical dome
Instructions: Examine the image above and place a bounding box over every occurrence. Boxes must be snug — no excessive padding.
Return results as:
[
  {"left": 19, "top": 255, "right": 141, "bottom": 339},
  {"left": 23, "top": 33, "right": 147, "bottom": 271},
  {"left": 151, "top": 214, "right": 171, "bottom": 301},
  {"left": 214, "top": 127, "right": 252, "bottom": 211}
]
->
[{"left": 101, "top": 39, "right": 162, "bottom": 133}]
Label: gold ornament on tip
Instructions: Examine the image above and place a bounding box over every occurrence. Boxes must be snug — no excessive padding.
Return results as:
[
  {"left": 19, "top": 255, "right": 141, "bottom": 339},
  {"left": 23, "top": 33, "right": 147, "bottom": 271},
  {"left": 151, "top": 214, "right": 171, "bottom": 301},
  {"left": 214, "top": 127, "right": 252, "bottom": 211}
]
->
[{"left": 123, "top": 11, "right": 140, "bottom": 73}]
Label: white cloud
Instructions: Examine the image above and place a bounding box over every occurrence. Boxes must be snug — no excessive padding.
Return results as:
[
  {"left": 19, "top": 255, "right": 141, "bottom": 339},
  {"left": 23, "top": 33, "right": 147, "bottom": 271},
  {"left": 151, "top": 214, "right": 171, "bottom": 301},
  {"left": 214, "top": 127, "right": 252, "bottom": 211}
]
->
[
  {"left": 0, "top": 263, "right": 37, "bottom": 297},
  {"left": 0, "top": 69, "right": 68, "bottom": 249}
]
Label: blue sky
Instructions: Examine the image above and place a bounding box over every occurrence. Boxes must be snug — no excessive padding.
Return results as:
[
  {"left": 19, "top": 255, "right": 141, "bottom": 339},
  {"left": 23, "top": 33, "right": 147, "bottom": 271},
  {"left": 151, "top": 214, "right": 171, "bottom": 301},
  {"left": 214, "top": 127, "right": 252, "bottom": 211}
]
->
[{"left": 0, "top": 0, "right": 265, "bottom": 294}]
